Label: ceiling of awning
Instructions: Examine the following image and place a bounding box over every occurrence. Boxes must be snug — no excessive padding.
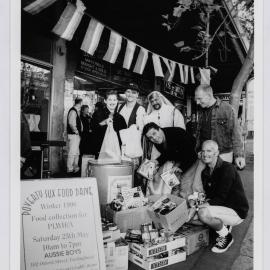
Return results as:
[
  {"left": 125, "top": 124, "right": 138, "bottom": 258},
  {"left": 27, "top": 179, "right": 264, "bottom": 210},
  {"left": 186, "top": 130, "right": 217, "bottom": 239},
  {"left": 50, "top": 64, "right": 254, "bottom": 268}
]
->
[{"left": 21, "top": 0, "right": 248, "bottom": 93}]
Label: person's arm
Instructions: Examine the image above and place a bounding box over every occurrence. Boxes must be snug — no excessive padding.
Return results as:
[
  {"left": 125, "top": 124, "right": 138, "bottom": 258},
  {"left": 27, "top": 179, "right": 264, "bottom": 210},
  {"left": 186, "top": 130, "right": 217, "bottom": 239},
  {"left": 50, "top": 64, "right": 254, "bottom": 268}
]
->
[
  {"left": 173, "top": 109, "right": 186, "bottom": 130},
  {"left": 156, "top": 154, "right": 167, "bottom": 167},
  {"left": 68, "top": 110, "right": 79, "bottom": 134},
  {"left": 207, "top": 165, "right": 235, "bottom": 206},
  {"left": 230, "top": 107, "right": 245, "bottom": 168}
]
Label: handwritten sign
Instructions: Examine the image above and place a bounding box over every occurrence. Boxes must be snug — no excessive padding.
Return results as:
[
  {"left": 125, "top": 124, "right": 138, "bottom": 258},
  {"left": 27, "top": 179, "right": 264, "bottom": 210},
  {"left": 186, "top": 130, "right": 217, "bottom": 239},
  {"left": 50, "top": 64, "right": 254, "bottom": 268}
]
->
[{"left": 21, "top": 178, "right": 106, "bottom": 270}]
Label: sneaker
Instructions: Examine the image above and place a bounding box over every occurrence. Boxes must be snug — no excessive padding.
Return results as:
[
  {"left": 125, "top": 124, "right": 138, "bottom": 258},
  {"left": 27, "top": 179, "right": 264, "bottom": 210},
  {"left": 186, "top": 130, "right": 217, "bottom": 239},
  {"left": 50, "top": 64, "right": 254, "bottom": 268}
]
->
[
  {"left": 226, "top": 225, "right": 232, "bottom": 233},
  {"left": 211, "top": 233, "right": 234, "bottom": 253}
]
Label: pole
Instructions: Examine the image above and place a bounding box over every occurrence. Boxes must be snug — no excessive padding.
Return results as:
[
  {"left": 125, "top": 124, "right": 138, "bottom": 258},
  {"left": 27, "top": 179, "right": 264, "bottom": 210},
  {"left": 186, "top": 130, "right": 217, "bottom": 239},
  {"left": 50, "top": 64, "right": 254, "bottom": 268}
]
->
[{"left": 205, "top": 11, "right": 210, "bottom": 66}]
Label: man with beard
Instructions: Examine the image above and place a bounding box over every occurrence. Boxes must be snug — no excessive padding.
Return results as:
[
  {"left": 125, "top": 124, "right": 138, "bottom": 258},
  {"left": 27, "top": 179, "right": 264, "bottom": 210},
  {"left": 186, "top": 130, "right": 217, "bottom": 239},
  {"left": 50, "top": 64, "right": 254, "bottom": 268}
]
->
[{"left": 144, "top": 91, "right": 185, "bottom": 129}]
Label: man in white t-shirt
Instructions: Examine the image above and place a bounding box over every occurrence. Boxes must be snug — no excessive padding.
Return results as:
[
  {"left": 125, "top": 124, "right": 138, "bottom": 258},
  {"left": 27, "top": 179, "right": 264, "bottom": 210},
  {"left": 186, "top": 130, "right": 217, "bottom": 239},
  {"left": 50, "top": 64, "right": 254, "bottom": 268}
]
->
[
  {"left": 118, "top": 82, "right": 145, "bottom": 130},
  {"left": 118, "top": 83, "right": 146, "bottom": 187},
  {"left": 144, "top": 91, "right": 185, "bottom": 129}
]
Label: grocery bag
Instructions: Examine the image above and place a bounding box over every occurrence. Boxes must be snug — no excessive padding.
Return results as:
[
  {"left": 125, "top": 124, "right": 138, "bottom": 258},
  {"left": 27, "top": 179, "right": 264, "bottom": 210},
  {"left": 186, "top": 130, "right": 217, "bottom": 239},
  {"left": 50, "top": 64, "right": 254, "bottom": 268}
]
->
[
  {"left": 120, "top": 124, "right": 143, "bottom": 158},
  {"left": 98, "top": 123, "right": 121, "bottom": 163}
]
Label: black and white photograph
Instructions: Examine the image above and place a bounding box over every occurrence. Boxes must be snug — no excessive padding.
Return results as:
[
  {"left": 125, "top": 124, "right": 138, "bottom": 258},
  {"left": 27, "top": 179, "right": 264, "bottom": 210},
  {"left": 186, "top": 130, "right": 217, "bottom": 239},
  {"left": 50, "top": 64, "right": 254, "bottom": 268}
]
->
[{"left": 3, "top": 0, "right": 269, "bottom": 269}]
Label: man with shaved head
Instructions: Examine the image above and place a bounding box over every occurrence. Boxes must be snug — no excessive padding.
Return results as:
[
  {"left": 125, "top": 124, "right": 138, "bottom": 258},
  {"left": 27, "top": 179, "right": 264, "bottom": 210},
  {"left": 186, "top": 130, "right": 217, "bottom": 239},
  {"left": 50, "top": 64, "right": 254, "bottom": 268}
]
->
[
  {"left": 190, "top": 140, "right": 249, "bottom": 253},
  {"left": 194, "top": 84, "right": 245, "bottom": 169}
]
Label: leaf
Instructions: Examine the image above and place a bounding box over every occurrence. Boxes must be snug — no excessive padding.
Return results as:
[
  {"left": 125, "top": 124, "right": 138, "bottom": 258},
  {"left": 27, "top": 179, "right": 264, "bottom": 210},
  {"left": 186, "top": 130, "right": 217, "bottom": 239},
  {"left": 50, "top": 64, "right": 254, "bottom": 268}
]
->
[
  {"left": 191, "top": 25, "right": 203, "bottom": 31},
  {"left": 174, "top": 41, "right": 185, "bottom": 48},
  {"left": 162, "top": 23, "right": 171, "bottom": 31},
  {"left": 173, "top": 6, "right": 183, "bottom": 17},
  {"left": 180, "top": 46, "right": 192, "bottom": 52},
  {"left": 161, "top": 14, "right": 169, "bottom": 19},
  {"left": 218, "top": 31, "right": 225, "bottom": 37}
]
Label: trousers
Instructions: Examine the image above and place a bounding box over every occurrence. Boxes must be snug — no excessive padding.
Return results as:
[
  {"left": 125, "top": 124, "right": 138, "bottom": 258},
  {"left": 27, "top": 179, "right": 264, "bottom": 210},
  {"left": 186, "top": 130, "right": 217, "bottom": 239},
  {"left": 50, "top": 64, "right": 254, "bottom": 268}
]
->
[{"left": 67, "top": 134, "right": 81, "bottom": 173}]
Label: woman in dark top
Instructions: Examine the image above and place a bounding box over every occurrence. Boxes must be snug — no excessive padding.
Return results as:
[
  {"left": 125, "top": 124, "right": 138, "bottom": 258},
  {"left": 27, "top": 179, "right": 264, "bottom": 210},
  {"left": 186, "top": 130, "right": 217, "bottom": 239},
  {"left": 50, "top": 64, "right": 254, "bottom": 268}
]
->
[{"left": 91, "top": 91, "right": 127, "bottom": 158}]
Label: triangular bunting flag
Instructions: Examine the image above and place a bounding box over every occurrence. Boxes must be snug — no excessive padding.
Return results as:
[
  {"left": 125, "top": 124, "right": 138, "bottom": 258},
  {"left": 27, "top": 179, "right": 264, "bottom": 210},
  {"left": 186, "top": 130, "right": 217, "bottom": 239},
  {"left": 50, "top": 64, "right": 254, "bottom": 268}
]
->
[
  {"left": 123, "top": 40, "right": 136, "bottom": 70},
  {"left": 81, "top": 18, "right": 104, "bottom": 55},
  {"left": 23, "top": 0, "right": 58, "bottom": 15},
  {"left": 184, "top": 65, "right": 189, "bottom": 84},
  {"left": 152, "top": 54, "right": 164, "bottom": 77},
  {"left": 103, "top": 31, "right": 122, "bottom": 64},
  {"left": 178, "top": 63, "right": 184, "bottom": 83},
  {"left": 133, "top": 48, "right": 148, "bottom": 74},
  {"left": 162, "top": 58, "right": 176, "bottom": 82},
  {"left": 190, "top": 66, "right": 195, "bottom": 84},
  {"left": 199, "top": 68, "right": 211, "bottom": 84},
  {"left": 52, "top": 0, "right": 86, "bottom": 41}
]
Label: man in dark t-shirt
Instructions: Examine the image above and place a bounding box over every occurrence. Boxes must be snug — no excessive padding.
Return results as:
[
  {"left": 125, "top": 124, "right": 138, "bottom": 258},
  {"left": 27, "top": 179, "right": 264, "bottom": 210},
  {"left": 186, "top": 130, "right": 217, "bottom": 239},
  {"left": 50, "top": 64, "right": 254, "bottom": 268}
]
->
[
  {"left": 142, "top": 122, "right": 197, "bottom": 174},
  {"left": 189, "top": 140, "right": 249, "bottom": 253}
]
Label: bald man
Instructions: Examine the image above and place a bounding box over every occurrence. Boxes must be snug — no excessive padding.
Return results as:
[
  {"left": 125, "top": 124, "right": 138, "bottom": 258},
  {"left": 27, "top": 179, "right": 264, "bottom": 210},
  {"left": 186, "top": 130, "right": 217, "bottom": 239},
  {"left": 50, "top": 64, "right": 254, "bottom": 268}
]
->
[
  {"left": 194, "top": 84, "right": 245, "bottom": 169},
  {"left": 190, "top": 140, "right": 249, "bottom": 253}
]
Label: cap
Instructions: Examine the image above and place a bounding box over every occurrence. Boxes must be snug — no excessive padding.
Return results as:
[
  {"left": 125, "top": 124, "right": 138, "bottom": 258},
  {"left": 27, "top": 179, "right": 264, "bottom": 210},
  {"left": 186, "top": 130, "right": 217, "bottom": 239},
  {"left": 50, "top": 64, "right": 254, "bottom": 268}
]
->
[{"left": 126, "top": 82, "right": 140, "bottom": 92}]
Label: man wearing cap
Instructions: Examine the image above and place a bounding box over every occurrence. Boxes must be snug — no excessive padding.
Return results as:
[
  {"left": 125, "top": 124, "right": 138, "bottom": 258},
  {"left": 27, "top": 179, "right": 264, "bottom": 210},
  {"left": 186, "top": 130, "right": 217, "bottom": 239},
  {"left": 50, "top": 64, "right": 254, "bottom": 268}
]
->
[
  {"left": 118, "top": 82, "right": 146, "bottom": 130},
  {"left": 118, "top": 83, "right": 146, "bottom": 185},
  {"left": 66, "top": 98, "right": 83, "bottom": 175}
]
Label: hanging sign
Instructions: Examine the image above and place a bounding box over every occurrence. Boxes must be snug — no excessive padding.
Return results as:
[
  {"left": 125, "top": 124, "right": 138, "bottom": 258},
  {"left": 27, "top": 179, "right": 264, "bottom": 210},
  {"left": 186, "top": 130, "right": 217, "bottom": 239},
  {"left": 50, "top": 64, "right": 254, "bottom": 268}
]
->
[
  {"left": 21, "top": 178, "right": 105, "bottom": 270},
  {"left": 163, "top": 80, "right": 185, "bottom": 100},
  {"left": 78, "top": 52, "right": 110, "bottom": 79}
]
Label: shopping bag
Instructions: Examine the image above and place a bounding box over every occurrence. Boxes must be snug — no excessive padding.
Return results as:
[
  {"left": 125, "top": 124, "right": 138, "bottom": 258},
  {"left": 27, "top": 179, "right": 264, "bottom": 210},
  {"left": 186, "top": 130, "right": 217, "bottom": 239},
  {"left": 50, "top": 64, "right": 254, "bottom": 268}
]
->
[
  {"left": 120, "top": 124, "right": 143, "bottom": 158},
  {"left": 98, "top": 123, "right": 121, "bottom": 163}
]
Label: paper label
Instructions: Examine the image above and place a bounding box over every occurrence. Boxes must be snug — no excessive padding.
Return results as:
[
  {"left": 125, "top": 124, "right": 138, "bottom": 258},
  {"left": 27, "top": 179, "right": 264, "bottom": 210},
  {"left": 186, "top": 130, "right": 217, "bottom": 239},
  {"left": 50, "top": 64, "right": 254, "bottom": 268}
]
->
[
  {"left": 160, "top": 171, "right": 180, "bottom": 189},
  {"left": 107, "top": 175, "right": 132, "bottom": 202}
]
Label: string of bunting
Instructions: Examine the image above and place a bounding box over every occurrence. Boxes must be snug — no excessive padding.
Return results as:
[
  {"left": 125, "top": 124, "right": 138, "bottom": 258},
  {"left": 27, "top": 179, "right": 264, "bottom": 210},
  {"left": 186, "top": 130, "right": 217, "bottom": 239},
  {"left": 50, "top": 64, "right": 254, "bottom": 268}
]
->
[{"left": 23, "top": 0, "right": 212, "bottom": 85}]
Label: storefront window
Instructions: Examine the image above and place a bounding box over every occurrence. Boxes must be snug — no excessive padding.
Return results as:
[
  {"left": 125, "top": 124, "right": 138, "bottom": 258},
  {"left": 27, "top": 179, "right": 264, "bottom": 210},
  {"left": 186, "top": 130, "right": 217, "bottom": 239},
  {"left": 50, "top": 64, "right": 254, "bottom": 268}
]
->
[{"left": 21, "top": 60, "right": 51, "bottom": 141}]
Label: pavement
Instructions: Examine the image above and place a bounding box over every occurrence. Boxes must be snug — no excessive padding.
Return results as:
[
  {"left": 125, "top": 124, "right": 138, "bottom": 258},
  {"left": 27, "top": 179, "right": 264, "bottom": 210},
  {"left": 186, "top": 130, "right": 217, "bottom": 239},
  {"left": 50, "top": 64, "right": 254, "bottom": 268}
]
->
[{"left": 129, "top": 139, "right": 254, "bottom": 270}]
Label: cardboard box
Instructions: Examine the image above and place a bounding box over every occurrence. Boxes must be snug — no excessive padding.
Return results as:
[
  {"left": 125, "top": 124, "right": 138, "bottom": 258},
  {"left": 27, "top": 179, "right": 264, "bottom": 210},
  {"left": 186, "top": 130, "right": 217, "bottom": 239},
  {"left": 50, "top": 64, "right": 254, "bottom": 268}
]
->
[
  {"left": 104, "top": 205, "right": 152, "bottom": 232},
  {"left": 174, "top": 225, "right": 209, "bottom": 255},
  {"left": 147, "top": 195, "right": 188, "bottom": 232},
  {"left": 129, "top": 237, "right": 185, "bottom": 258},
  {"left": 103, "top": 229, "right": 121, "bottom": 244},
  {"left": 104, "top": 239, "right": 129, "bottom": 270},
  {"left": 128, "top": 250, "right": 186, "bottom": 270}
]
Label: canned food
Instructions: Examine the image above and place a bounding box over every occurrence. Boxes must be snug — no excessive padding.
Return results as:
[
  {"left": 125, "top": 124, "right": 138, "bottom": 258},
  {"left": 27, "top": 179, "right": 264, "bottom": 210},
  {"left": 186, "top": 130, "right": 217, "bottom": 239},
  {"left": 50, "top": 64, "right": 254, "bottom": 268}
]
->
[
  {"left": 150, "top": 229, "right": 159, "bottom": 244},
  {"left": 159, "top": 229, "right": 165, "bottom": 238},
  {"left": 142, "top": 231, "right": 151, "bottom": 243}
]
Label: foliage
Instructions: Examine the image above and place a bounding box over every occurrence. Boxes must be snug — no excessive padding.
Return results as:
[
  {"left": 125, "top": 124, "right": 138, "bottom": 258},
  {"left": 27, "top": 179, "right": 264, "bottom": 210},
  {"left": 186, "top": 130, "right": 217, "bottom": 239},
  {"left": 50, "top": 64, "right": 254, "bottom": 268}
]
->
[
  {"left": 232, "top": 0, "right": 254, "bottom": 39},
  {"left": 161, "top": 0, "right": 254, "bottom": 61}
]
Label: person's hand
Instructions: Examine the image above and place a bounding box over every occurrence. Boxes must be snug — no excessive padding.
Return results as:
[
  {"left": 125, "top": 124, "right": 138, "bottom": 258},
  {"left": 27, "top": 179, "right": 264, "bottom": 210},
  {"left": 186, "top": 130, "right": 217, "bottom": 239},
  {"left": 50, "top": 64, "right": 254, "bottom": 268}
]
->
[
  {"left": 170, "top": 166, "right": 182, "bottom": 174},
  {"left": 235, "top": 157, "right": 246, "bottom": 169},
  {"left": 106, "top": 118, "right": 113, "bottom": 125},
  {"left": 198, "top": 202, "right": 210, "bottom": 209},
  {"left": 188, "top": 199, "right": 196, "bottom": 208},
  {"left": 151, "top": 160, "right": 159, "bottom": 175},
  {"left": 20, "top": 157, "right": 26, "bottom": 168}
]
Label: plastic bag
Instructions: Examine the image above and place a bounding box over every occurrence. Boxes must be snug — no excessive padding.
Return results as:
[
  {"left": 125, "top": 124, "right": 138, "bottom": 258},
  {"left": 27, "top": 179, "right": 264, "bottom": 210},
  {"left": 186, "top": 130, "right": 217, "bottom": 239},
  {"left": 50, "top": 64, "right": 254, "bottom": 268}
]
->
[
  {"left": 98, "top": 123, "right": 121, "bottom": 163},
  {"left": 120, "top": 124, "right": 143, "bottom": 158}
]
